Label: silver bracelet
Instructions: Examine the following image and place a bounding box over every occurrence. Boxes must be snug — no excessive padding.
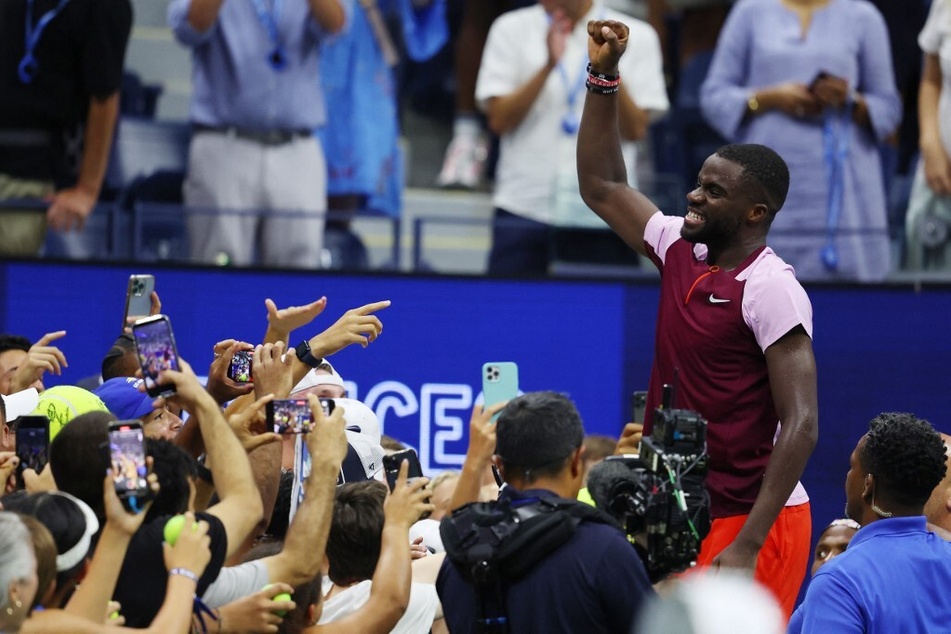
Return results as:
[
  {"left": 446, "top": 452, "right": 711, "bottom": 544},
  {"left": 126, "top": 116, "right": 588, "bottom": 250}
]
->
[{"left": 169, "top": 567, "right": 200, "bottom": 583}]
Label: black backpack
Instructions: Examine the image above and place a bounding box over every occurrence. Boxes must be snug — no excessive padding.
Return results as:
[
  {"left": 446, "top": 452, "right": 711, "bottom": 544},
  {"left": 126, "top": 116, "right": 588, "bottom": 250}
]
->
[{"left": 440, "top": 494, "right": 618, "bottom": 633}]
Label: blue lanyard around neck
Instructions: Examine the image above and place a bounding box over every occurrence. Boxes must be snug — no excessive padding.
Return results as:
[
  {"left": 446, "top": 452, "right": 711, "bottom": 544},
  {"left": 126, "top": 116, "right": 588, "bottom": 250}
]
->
[
  {"left": 820, "top": 105, "right": 851, "bottom": 271},
  {"left": 552, "top": 6, "right": 603, "bottom": 135},
  {"left": 250, "top": 0, "right": 288, "bottom": 71},
  {"left": 556, "top": 55, "right": 589, "bottom": 135},
  {"left": 18, "top": 0, "right": 72, "bottom": 84}
]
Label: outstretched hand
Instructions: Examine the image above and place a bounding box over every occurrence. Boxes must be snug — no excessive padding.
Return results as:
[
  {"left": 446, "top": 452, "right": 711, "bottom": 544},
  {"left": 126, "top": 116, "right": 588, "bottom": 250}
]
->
[
  {"left": 10, "top": 330, "right": 68, "bottom": 392},
  {"left": 586, "top": 20, "right": 629, "bottom": 74},
  {"left": 265, "top": 297, "right": 327, "bottom": 341},
  {"left": 309, "top": 300, "right": 391, "bottom": 358}
]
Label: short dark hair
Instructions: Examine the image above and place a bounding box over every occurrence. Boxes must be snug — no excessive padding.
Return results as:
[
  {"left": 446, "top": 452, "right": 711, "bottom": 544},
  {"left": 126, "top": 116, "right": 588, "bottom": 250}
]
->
[
  {"left": 49, "top": 411, "right": 115, "bottom": 522},
  {"left": 715, "top": 144, "right": 790, "bottom": 214},
  {"left": 496, "top": 392, "right": 585, "bottom": 483},
  {"left": 0, "top": 335, "right": 31, "bottom": 355},
  {"left": 101, "top": 334, "right": 137, "bottom": 381},
  {"left": 326, "top": 480, "right": 387, "bottom": 585},
  {"left": 860, "top": 412, "right": 948, "bottom": 506},
  {"left": 144, "top": 439, "right": 199, "bottom": 523}
]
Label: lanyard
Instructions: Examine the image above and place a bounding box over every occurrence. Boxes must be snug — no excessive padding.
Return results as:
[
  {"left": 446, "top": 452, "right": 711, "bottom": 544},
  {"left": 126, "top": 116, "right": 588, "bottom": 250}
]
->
[
  {"left": 552, "top": 7, "right": 603, "bottom": 135},
  {"left": 18, "top": 0, "right": 72, "bottom": 84},
  {"left": 556, "top": 55, "right": 589, "bottom": 135},
  {"left": 820, "top": 104, "right": 851, "bottom": 271},
  {"left": 250, "top": 0, "right": 287, "bottom": 71},
  {"left": 192, "top": 595, "right": 218, "bottom": 634}
]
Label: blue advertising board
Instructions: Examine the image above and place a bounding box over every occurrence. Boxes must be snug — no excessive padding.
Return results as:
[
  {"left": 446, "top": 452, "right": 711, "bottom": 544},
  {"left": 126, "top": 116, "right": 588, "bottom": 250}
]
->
[{"left": 3, "top": 260, "right": 951, "bottom": 595}]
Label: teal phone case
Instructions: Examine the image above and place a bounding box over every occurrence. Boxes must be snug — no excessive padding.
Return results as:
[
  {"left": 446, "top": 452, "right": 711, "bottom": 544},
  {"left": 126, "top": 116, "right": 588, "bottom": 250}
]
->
[{"left": 482, "top": 362, "right": 519, "bottom": 421}]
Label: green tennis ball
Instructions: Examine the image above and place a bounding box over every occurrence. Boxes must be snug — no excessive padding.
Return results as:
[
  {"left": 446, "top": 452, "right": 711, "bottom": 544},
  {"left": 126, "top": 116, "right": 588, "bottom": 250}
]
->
[
  {"left": 32, "top": 385, "right": 108, "bottom": 441},
  {"left": 109, "top": 611, "right": 121, "bottom": 620},
  {"left": 163, "top": 515, "right": 187, "bottom": 546},
  {"left": 263, "top": 585, "right": 292, "bottom": 616}
]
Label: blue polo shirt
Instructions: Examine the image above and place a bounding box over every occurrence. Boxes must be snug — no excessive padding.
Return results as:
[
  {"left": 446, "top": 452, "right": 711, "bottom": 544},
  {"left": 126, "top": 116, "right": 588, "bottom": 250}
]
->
[
  {"left": 789, "top": 516, "right": 951, "bottom": 633},
  {"left": 436, "top": 487, "right": 654, "bottom": 634}
]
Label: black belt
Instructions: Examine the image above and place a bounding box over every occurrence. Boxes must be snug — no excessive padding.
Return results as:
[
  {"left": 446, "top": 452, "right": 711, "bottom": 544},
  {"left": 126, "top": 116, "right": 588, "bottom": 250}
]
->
[
  {"left": 193, "top": 124, "right": 312, "bottom": 146},
  {"left": 0, "top": 128, "right": 53, "bottom": 147}
]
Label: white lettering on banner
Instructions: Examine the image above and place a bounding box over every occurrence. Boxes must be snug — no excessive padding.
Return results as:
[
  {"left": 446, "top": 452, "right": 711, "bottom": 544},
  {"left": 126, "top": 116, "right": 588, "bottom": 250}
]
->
[
  {"left": 355, "top": 380, "right": 474, "bottom": 473},
  {"left": 420, "top": 384, "right": 473, "bottom": 473},
  {"left": 364, "top": 381, "right": 420, "bottom": 426}
]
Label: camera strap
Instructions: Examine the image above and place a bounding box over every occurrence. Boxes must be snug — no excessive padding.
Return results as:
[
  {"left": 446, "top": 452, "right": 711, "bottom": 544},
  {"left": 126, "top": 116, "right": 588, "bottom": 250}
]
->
[{"left": 440, "top": 495, "right": 617, "bottom": 633}]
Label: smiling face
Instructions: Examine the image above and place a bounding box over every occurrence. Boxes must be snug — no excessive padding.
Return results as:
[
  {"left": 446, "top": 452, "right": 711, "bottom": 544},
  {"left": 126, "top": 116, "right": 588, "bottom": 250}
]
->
[{"left": 682, "top": 155, "right": 760, "bottom": 248}]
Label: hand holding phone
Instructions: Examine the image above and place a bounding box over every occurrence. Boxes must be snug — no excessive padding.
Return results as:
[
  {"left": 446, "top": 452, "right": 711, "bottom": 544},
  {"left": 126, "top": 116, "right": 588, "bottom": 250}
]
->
[
  {"left": 107, "top": 421, "right": 150, "bottom": 513},
  {"left": 482, "top": 362, "right": 519, "bottom": 422},
  {"left": 383, "top": 448, "right": 425, "bottom": 491},
  {"left": 383, "top": 449, "right": 432, "bottom": 521},
  {"left": 227, "top": 350, "right": 254, "bottom": 383},
  {"left": 15, "top": 416, "right": 49, "bottom": 489},
  {"left": 808, "top": 71, "right": 849, "bottom": 108},
  {"left": 123, "top": 275, "right": 155, "bottom": 329},
  {"left": 132, "top": 315, "right": 181, "bottom": 397},
  {"left": 267, "top": 398, "right": 334, "bottom": 434}
]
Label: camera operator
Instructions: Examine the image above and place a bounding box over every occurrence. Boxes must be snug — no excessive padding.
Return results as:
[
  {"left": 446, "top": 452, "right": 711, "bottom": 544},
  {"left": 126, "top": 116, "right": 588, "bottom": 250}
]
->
[{"left": 437, "top": 392, "right": 653, "bottom": 633}]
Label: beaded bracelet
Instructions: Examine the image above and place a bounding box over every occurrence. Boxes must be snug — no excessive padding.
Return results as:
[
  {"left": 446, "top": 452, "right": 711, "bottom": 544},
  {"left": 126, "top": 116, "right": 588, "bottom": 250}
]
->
[{"left": 169, "top": 567, "right": 200, "bottom": 583}]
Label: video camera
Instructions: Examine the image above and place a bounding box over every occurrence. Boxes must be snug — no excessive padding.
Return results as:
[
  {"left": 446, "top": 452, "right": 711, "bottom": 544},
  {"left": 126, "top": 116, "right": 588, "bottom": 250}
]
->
[{"left": 588, "top": 386, "right": 711, "bottom": 581}]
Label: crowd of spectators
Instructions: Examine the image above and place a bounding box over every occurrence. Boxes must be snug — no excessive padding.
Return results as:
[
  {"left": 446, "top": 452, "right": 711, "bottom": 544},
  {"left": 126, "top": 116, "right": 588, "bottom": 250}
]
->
[
  {"left": 0, "top": 0, "right": 947, "bottom": 278},
  {"left": 0, "top": 289, "right": 947, "bottom": 632}
]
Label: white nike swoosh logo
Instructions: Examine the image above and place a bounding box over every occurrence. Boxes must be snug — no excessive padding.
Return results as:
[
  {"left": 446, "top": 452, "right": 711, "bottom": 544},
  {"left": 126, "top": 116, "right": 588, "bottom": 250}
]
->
[{"left": 708, "top": 294, "right": 731, "bottom": 304}]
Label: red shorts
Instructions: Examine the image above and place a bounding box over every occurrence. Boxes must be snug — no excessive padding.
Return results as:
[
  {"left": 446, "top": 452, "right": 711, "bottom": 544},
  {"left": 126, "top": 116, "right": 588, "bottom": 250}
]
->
[{"left": 694, "top": 502, "right": 812, "bottom": 620}]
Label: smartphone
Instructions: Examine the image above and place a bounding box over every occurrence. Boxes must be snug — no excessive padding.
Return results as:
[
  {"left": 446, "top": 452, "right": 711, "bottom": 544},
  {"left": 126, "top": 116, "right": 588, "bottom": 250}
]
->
[
  {"left": 383, "top": 448, "right": 425, "bottom": 487},
  {"left": 266, "top": 397, "right": 334, "bottom": 434},
  {"left": 132, "top": 315, "right": 181, "bottom": 398},
  {"left": 227, "top": 350, "right": 253, "bottom": 383},
  {"left": 15, "top": 416, "right": 49, "bottom": 487},
  {"left": 123, "top": 274, "right": 155, "bottom": 329},
  {"left": 809, "top": 70, "right": 831, "bottom": 91},
  {"left": 107, "top": 420, "right": 149, "bottom": 511},
  {"left": 631, "top": 391, "right": 648, "bottom": 425},
  {"left": 482, "top": 362, "right": 519, "bottom": 421}
]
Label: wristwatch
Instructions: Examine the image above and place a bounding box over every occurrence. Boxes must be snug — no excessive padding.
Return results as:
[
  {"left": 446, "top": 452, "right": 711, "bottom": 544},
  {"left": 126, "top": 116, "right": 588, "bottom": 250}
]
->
[{"left": 295, "top": 340, "right": 323, "bottom": 368}]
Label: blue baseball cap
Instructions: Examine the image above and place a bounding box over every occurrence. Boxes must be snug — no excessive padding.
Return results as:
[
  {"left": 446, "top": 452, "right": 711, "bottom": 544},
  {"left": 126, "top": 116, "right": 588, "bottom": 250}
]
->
[{"left": 94, "top": 377, "right": 154, "bottom": 420}]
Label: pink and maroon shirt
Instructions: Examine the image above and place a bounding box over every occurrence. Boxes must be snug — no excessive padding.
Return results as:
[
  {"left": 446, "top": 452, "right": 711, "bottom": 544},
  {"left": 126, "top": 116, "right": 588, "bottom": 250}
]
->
[{"left": 643, "top": 213, "right": 813, "bottom": 518}]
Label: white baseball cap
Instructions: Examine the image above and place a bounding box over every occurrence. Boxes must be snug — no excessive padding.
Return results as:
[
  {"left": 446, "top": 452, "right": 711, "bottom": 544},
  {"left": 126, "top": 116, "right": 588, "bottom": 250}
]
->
[{"left": 1, "top": 388, "right": 40, "bottom": 423}]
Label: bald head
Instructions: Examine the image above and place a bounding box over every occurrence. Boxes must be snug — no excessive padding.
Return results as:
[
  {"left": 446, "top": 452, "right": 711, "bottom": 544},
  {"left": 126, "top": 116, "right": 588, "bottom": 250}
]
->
[{"left": 924, "top": 433, "right": 951, "bottom": 536}]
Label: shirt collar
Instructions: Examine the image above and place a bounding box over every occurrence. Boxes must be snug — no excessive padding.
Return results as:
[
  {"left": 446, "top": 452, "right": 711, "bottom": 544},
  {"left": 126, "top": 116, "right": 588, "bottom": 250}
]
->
[{"left": 848, "top": 516, "right": 928, "bottom": 550}]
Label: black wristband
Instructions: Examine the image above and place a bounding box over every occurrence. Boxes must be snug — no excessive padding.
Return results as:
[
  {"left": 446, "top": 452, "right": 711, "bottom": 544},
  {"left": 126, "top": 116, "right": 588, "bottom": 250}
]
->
[{"left": 295, "top": 340, "right": 323, "bottom": 368}]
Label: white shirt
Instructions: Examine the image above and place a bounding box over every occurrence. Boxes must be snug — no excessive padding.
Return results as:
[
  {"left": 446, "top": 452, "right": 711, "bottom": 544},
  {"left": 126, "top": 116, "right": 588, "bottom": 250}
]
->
[
  {"left": 319, "top": 580, "right": 439, "bottom": 634},
  {"left": 475, "top": 2, "right": 668, "bottom": 225}
]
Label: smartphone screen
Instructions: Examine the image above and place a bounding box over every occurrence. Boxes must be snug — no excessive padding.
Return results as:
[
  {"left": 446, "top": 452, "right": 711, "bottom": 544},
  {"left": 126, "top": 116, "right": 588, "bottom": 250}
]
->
[
  {"left": 482, "top": 362, "right": 519, "bottom": 421},
  {"left": 266, "top": 398, "right": 333, "bottom": 434},
  {"left": 132, "top": 315, "right": 180, "bottom": 397},
  {"left": 15, "top": 416, "right": 49, "bottom": 476},
  {"left": 227, "top": 350, "right": 253, "bottom": 383},
  {"left": 108, "top": 422, "right": 148, "bottom": 499},
  {"left": 383, "top": 448, "right": 425, "bottom": 491},
  {"left": 123, "top": 274, "right": 155, "bottom": 329}
]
